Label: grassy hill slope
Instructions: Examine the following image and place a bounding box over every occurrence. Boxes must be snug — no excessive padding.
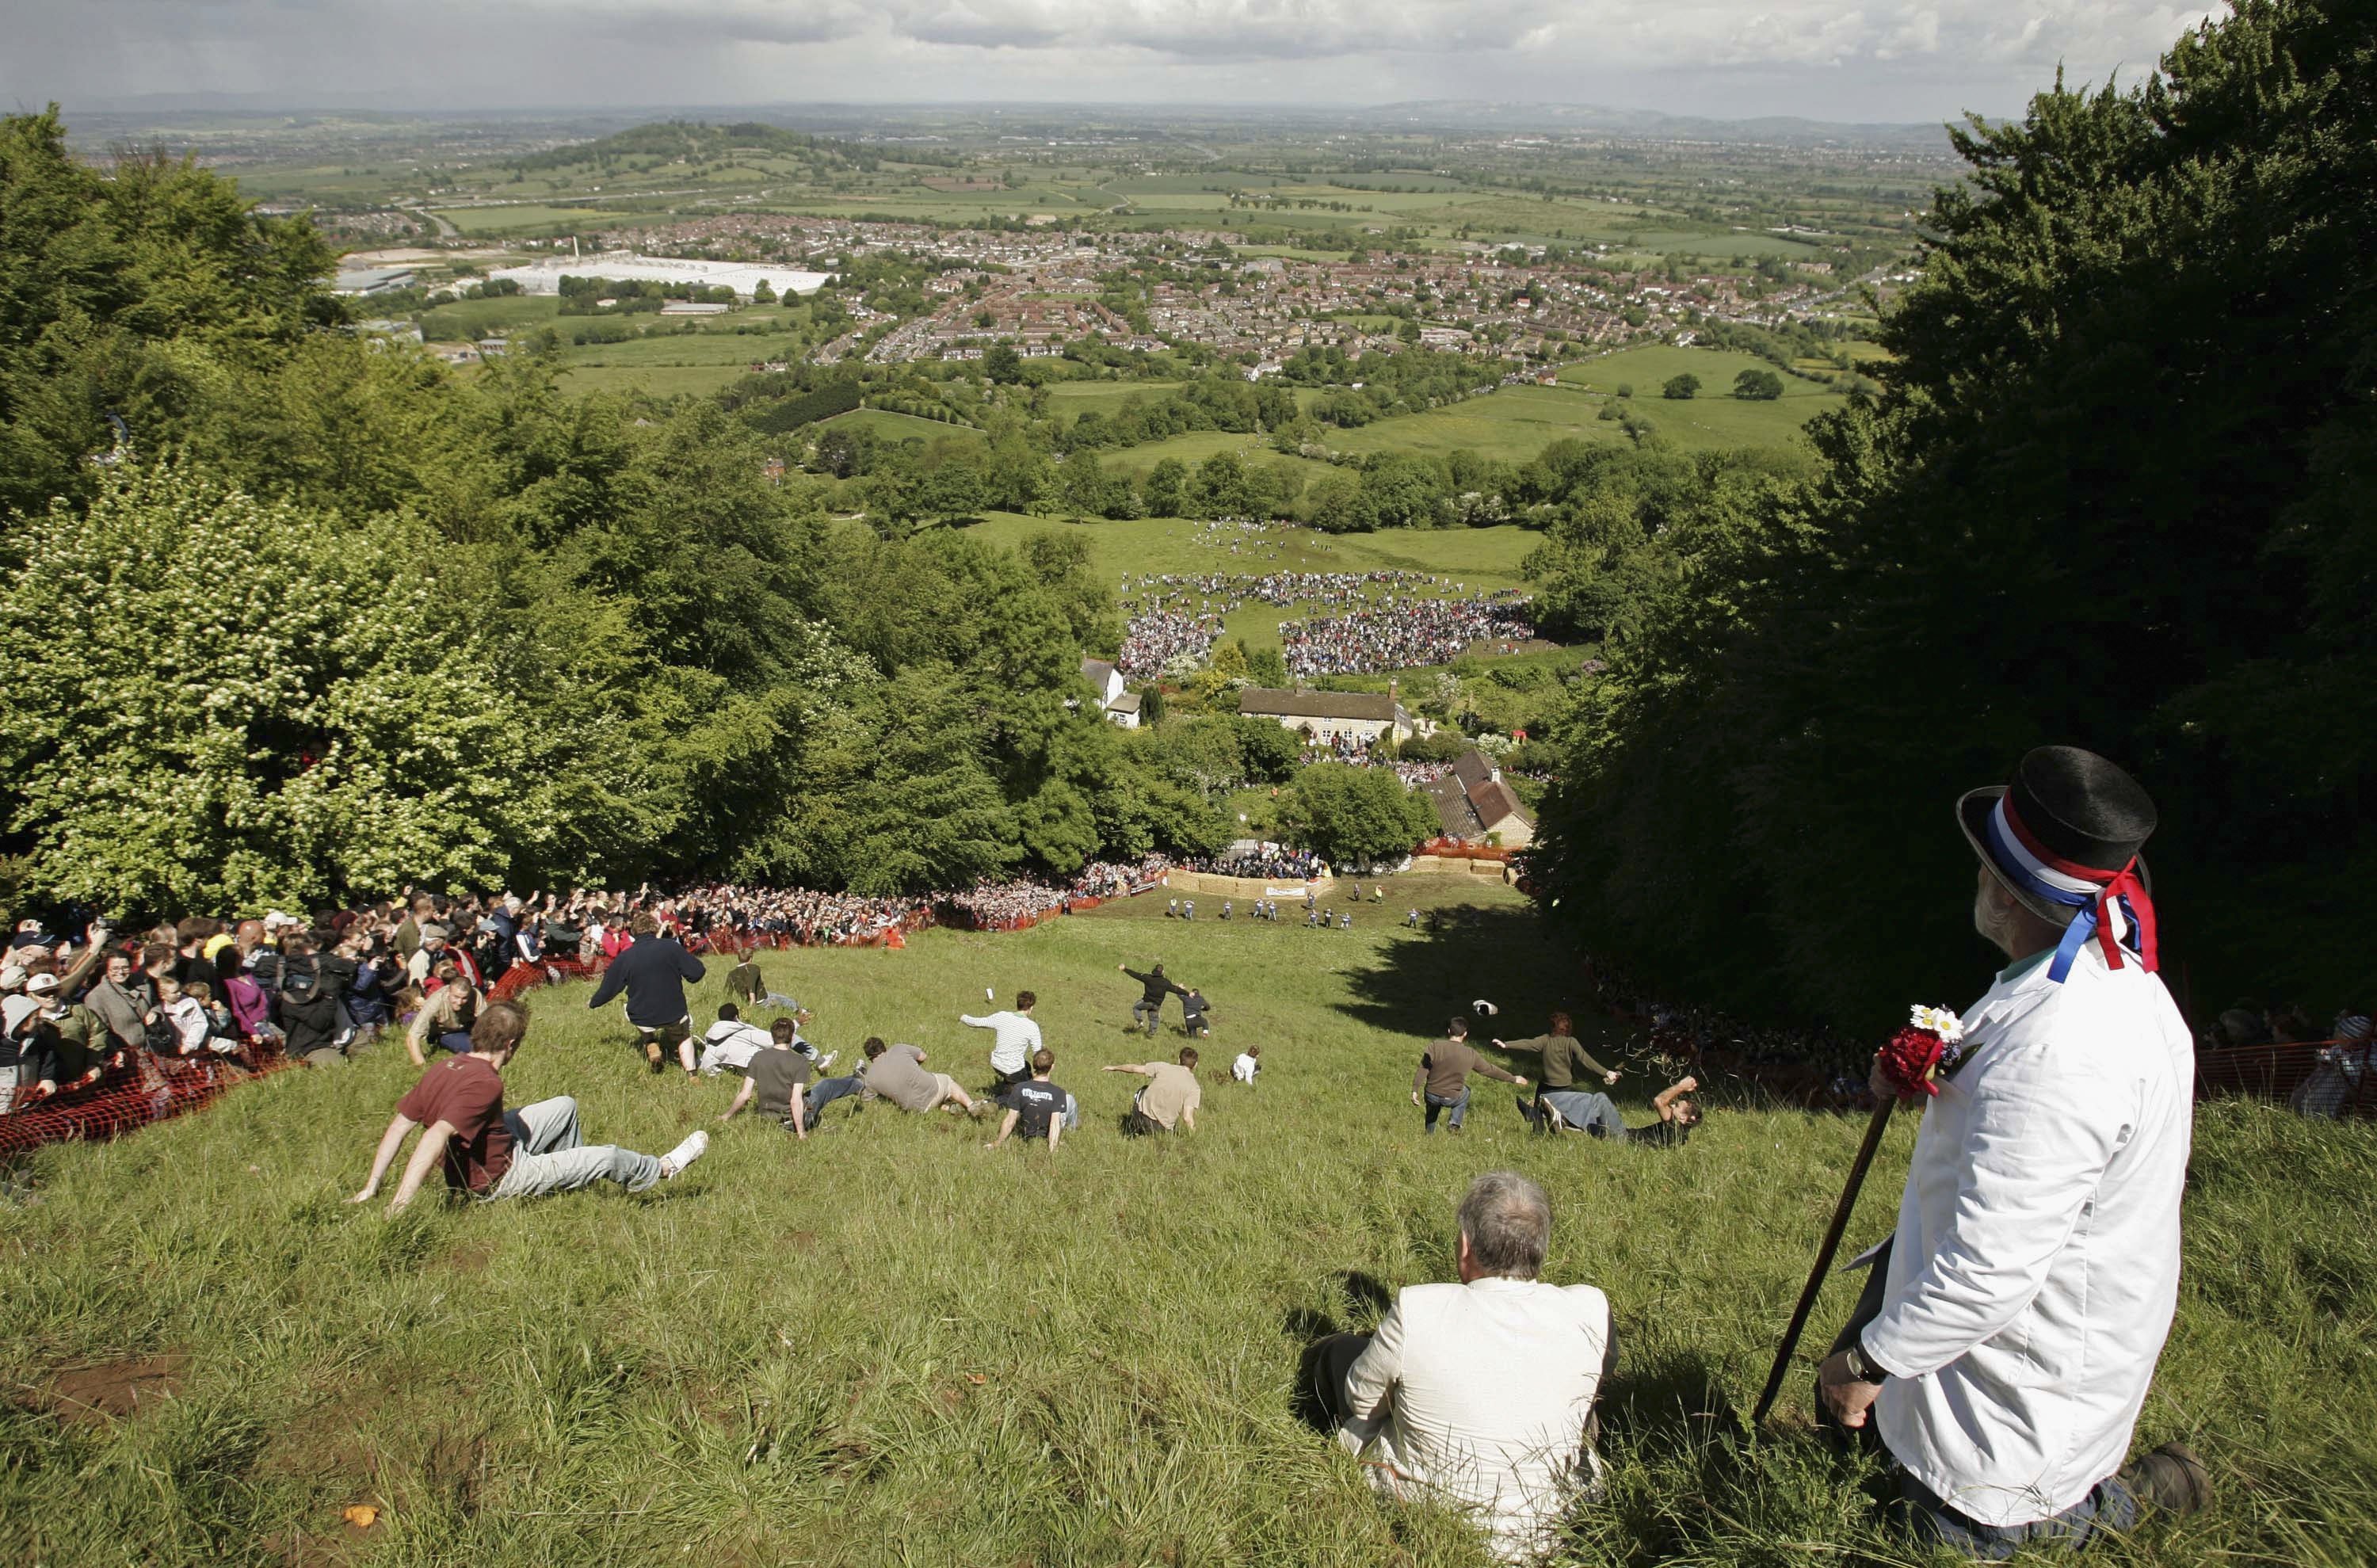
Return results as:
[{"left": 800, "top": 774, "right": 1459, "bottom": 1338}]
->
[{"left": 2, "top": 879, "right": 2370, "bottom": 1564}]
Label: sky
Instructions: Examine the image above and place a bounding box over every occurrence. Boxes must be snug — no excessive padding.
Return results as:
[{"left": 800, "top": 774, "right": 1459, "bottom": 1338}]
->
[{"left": 3, "top": 0, "right": 2215, "bottom": 125}]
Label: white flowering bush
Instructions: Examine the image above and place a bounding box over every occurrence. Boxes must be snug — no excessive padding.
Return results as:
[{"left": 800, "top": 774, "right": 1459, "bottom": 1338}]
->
[{"left": 0, "top": 462, "right": 541, "bottom": 913}]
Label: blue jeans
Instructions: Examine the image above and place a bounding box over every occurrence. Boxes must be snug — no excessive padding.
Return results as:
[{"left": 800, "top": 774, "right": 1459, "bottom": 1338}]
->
[
  {"left": 1896, "top": 1469, "right": 2141, "bottom": 1559},
  {"left": 1423, "top": 1086, "right": 1469, "bottom": 1131},
  {"left": 1543, "top": 1089, "right": 1628, "bottom": 1139},
  {"left": 803, "top": 1074, "right": 863, "bottom": 1122}
]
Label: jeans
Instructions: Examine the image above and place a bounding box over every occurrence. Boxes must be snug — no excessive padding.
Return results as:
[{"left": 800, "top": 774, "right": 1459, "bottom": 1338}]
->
[
  {"left": 486, "top": 1096, "right": 662, "bottom": 1200},
  {"left": 1543, "top": 1089, "right": 1627, "bottom": 1139},
  {"left": 1062, "top": 1093, "right": 1080, "bottom": 1131},
  {"left": 1132, "top": 1000, "right": 1162, "bottom": 1035},
  {"left": 803, "top": 1074, "right": 864, "bottom": 1122},
  {"left": 1423, "top": 1086, "right": 1469, "bottom": 1131}
]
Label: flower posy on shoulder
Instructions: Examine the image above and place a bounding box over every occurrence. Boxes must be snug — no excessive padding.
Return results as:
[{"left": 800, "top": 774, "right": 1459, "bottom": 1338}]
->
[{"left": 1878, "top": 1004, "right": 1968, "bottom": 1101}]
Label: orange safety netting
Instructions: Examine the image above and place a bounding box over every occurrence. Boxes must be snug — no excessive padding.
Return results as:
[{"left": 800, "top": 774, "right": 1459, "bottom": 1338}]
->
[{"left": 0, "top": 1047, "right": 295, "bottom": 1158}]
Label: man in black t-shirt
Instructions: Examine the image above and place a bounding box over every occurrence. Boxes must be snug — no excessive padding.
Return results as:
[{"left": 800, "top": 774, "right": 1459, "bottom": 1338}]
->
[{"left": 986, "top": 1048, "right": 1072, "bottom": 1151}]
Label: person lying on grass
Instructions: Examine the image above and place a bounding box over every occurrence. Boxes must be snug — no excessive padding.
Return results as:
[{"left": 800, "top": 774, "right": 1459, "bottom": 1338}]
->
[
  {"left": 984, "top": 1048, "right": 1075, "bottom": 1152},
  {"left": 860, "top": 1036, "right": 983, "bottom": 1117},
  {"left": 350, "top": 998, "right": 707, "bottom": 1214},
  {"left": 1305, "top": 1170, "right": 1614, "bottom": 1564},
  {"left": 1524, "top": 1075, "right": 1700, "bottom": 1146},
  {"left": 1106, "top": 1047, "right": 1201, "bottom": 1135},
  {"left": 717, "top": 1017, "right": 821, "bottom": 1140}
]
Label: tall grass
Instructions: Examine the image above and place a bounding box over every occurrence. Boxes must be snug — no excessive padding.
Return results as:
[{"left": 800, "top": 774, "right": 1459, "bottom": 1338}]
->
[{"left": 2, "top": 878, "right": 2371, "bottom": 1565}]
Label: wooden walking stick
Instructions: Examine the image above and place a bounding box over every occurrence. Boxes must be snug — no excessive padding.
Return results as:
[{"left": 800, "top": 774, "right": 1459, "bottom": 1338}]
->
[
  {"left": 1749, "top": 1005, "right": 1963, "bottom": 1428},
  {"left": 1749, "top": 1093, "right": 1895, "bottom": 1427}
]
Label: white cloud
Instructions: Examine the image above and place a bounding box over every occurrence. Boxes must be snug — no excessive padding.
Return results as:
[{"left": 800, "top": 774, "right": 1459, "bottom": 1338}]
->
[{"left": 0, "top": 0, "right": 2221, "bottom": 120}]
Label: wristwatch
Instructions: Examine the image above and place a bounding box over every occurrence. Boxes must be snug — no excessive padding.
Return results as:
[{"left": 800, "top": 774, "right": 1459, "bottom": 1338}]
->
[{"left": 1845, "top": 1339, "right": 1889, "bottom": 1383}]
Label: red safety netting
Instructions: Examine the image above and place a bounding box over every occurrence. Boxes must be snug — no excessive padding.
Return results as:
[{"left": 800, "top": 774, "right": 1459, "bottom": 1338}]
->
[
  {"left": 2195, "top": 1037, "right": 2376, "bottom": 1116},
  {"left": 1418, "top": 838, "right": 1516, "bottom": 861},
  {"left": 0, "top": 1047, "right": 295, "bottom": 1158}
]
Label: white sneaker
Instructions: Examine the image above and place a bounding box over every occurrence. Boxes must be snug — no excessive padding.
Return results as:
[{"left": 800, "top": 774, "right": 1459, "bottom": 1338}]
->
[
  {"left": 660, "top": 1129, "right": 709, "bottom": 1178},
  {"left": 816, "top": 1051, "right": 837, "bottom": 1073}
]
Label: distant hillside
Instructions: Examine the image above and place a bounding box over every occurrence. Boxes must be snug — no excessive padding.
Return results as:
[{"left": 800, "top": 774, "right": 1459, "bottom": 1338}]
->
[
  {"left": 503, "top": 119, "right": 960, "bottom": 173},
  {"left": 1360, "top": 100, "right": 1956, "bottom": 153}
]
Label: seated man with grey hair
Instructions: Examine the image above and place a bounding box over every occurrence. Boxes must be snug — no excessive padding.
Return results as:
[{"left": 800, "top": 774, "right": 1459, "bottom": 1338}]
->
[{"left": 1307, "top": 1171, "right": 1614, "bottom": 1562}]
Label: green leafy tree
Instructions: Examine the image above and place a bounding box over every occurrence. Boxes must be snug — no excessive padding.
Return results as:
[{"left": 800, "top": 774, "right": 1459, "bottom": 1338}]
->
[
  {"left": 1143, "top": 456, "right": 1188, "bottom": 517},
  {"left": 1732, "top": 369, "right": 1784, "bottom": 400},
  {"left": 1531, "top": 0, "right": 2377, "bottom": 1024},
  {"left": 0, "top": 464, "right": 537, "bottom": 910},
  {"left": 1246, "top": 644, "right": 1291, "bottom": 687},
  {"left": 1284, "top": 762, "right": 1438, "bottom": 868},
  {"left": 1661, "top": 373, "right": 1701, "bottom": 400},
  {"left": 983, "top": 342, "right": 1024, "bottom": 384}
]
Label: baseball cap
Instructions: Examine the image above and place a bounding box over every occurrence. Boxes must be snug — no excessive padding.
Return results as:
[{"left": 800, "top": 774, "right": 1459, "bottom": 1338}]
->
[{"left": 24, "top": 972, "right": 60, "bottom": 995}]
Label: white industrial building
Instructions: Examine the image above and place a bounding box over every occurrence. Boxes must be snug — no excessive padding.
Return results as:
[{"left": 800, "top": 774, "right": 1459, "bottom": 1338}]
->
[{"left": 488, "top": 254, "right": 834, "bottom": 301}]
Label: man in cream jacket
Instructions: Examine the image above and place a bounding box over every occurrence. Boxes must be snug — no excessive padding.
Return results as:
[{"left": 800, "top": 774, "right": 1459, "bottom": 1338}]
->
[
  {"left": 1819, "top": 746, "right": 2209, "bottom": 1555},
  {"left": 1310, "top": 1171, "right": 1612, "bottom": 1562}
]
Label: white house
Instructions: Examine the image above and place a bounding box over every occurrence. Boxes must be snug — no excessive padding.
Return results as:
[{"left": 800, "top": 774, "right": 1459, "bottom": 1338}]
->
[
  {"left": 1237, "top": 687, "right": 1418, "bottom": 746},
  {"left": 1080, "top": 657, "right": 1140, "bottom": 728}
]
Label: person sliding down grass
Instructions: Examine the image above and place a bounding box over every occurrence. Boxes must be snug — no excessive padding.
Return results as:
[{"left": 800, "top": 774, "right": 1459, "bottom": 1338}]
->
[
  {"left": 350, "top": 999, "right": 706, "bottom": 1214},
  {"left": 1526, "top": 1076, "right": 1700, "bottom": 1146},
  {"left": 1411, "top": 1017, "right": 1527, "bottom": 1135},
  {"left": 860, "top": 1036, "right": 982, "bottom": 1118},
  {"left": 1106, "top": 1047, "right": 1201, "bottom": 1136},
  {"left": 960, "top": 989, "right": 1041, "bottom": 1089},
  {"left": 984, "top": 1048, "right": 1075, "bottom": 1152},
  {"left": 717, "top": 1018, "right": 821, "bottom": 1141}
]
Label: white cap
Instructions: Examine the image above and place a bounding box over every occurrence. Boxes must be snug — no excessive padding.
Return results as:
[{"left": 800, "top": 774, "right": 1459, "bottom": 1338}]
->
[
  {"left": 2, "top": 994, "right": 37, "bottom": 1032},
  {"left": 0, "top": 966, "right": 24, "bottom": 992},
  {"left": 25, "top": 972, "right": 60, "bottom": 994}
]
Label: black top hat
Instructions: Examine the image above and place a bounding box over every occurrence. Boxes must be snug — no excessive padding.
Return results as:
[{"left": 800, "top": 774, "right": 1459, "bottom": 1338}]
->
[{"left": 1957, "top": 746, "right": 2158, "bottom": 928}]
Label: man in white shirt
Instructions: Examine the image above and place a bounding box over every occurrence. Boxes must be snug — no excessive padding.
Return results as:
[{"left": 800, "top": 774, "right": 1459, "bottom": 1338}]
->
[
  {"left": 1818, "top": 746, "right": 2208, "bottom": 1555},
  {"left": 693, "top": 1003, "right": 777, "bottom": 1077},
  {"left": 1308, "top": 1171, "right": 1612, "bottom": 1562},
  {"left": 960, "top": 990, "right": 1041, "bottom": 1089}
]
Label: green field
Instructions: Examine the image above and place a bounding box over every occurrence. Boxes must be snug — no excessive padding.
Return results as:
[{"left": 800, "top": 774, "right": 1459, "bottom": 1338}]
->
[
  {"left": 1043, "top": 380, "right": 1185, "bottom": 415},
  {"left": 814, "top": 408, "right": 987, "bottom": 444},
  {"left": 428, "top": 204, "right": 647, "bottom": 235},
  {"left": 957, "top": 512, "right": 1539, "bottom": 654},
  {"left": 416, "top": 296, "right": 561, "bottom": 341},
  {"left": 553, "top": 364, "right": 748, "bottom": 399},
  {"left": 1555, "top": 345, "right": 1852, "bottom": 452},
  {"left": 3, "top": 879, "right": 2369, "bottom": 1566}
]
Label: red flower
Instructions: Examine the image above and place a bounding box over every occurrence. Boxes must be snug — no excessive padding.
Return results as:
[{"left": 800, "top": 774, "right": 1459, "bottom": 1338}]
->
[{"left": 1878, "top": 1025, "right": 1948, "bottom": 1101}]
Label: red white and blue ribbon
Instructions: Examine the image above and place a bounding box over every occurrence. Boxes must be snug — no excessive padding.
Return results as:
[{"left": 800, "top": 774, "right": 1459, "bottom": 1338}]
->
[{"left": 1981, "top": 795, "right": 2160, "bottom": 984}]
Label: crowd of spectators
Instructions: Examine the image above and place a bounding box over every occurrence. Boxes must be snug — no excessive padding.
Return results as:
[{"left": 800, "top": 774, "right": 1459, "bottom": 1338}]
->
[
  {"left": 1117, "top": 608, "right": 1221, "bottom": 681},
  {"left": 1115, "top": 570, "right": 1509, "bottom": 681},
  {"left": 0, "top": 857, "right": 1177, "bottom": 1125},
  {"left": 1280, "top": 590, "right": 1537, "bottom": 677},
  {"left": 938, "top": 856, "right": 1173, "bottom": 929},
  {"left": 1185, "top": 845, "right": 1329, "bottom": 881}
]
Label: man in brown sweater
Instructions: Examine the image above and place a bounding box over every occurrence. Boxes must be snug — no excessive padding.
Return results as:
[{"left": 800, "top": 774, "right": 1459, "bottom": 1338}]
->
[{"left": 1411, "top": 1018, "right": 1528, "bottom": 1135}]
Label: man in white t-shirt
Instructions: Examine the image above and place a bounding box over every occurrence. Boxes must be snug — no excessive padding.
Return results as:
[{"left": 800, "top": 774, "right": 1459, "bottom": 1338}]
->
[
  {"left": 694, "top": 1003, "right": 778, "bottom": 1076},
  {"left": 960, "top": 990, "right": 1042, "bottom": 1089},
  {"left": 1308, "top": 1170, "right": 1612, "bottom": 1562},
  {"left": 1232, "top": 1046, "right": 1261, "bottom": 1085}
]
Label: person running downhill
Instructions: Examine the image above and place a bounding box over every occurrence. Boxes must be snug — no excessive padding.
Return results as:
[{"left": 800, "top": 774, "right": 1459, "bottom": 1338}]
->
[{"left": 1120, "top": 962, "right": 1185, "bottom": 1036}]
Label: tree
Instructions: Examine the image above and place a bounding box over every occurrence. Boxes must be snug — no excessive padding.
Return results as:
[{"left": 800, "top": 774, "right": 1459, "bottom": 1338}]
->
[
  {"left": 1284, "top": 762, "right": 1439, "bottom": 869},
  {"left": 1529, "top": 0, "right": 2377, "bottom": 1027},
  {"left": 1246, "top": 644, "right": 1290, "bottom": 687},
  {"left": 0, "top": 464, "right": 539, "bottom": 910},
  {"left": 1733, "top": 368, "right": 1784, "bottom": 400},
  {"left": 1661, "top": 373, "right": 1701, "bottom": 400},
  {"left": 983, "top": 342, "right": 1023, "bottom": 383},
  {"left": 1143, "top": 456, "right": 1188, "bottom": 517},
  {"left": 752, "top": 279, "right": 777, "bottom": 303}
]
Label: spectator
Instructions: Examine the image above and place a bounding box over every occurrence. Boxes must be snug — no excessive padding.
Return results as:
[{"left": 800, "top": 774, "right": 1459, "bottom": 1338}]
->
[
  {"left": 1411, "top": 1018, "right": 1527, "bottom": 1134},
  {"left": 83, "top": 948, "right": 157, "bottom": 1063},
  {"left": 1, "top": 993, "right": 57, "bottom": 1112},
  {"left": 25, "top": 971, "right": 105, "bottom": 1089},
  {"left": 1306, "top": 1171, "right": 1613, "bottom": 1562},
  {"left": 863, "top": 1037, "right": 982, "bottom": 1117},
  {"left": 349, "top": 1000, "right": 708, "bottom": 1212},
  {"left": 985, "top": 1048, "right": 1074, "bottom": 1151},
  {"left": 1106, "top": 1047, "right": 1202, "bottom": 1136},
  {"left": 960, "top": 990, "right": 1043, "bottom": 1088},
  {"left": 276, "top": 936, "right": 348, "bottom": 1067},
  {"left": 586, "top": 912, "right": 707, "bottom": 1077},
  {"left": 2290, "top": 1010, "right": 2372, "bottom": 1119},
  {"left": 406, "top": 960, "right": 479, "bottom": 1065}
]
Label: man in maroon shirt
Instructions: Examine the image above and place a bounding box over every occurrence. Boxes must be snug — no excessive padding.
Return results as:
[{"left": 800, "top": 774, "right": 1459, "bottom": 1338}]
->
[{"left": 349, "top": 1000, "right": 708, "bottom": 1213}]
